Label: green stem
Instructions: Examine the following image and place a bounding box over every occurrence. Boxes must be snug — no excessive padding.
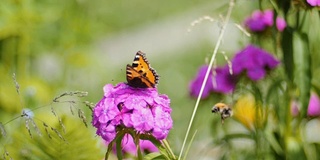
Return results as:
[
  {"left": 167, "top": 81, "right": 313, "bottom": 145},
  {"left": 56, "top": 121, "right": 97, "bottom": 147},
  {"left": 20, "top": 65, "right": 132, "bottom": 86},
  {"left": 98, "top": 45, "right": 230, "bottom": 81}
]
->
[
  {"left": 133, "top": 134, "right": 143, "bottom": 160},
  {"left": 162, "top": 139, "right": 176, "bottom": 159},
  {"left": 105, "top": 141, "right": 115, "bottom": 160}
]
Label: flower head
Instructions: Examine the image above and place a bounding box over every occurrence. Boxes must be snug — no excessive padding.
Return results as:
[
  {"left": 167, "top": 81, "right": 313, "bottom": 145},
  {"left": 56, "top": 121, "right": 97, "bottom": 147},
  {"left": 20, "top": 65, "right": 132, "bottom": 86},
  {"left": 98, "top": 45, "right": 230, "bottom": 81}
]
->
[
  {"left": 233, "top": 94, "right": 264, "bottom": 130},
  {"left": 244, "top": 10, "right": 271, "bottom": 32},
  {"left": 232, "top": 45, "right": 280, "bottom": 81},
  {"left": 307, "top": 0, "right": 320, "bottom": 6},
  {"left": 189, "top": 65, "right": 237, "bottom": 98},
  {"left": 276, "top": 17, "right": 287, "bottom": 32},
  {"left": 92, "top": 83, "right": 172, "bottom": 144},
  {"left": 308, "top": 92, "right": 320, "bottom": 117},
  {"left": 212, "top": 65, "right": 237, "bottom": 93},
  {"left": 189, "top": 65, "right": 214, "bottom": 99},
  {"left": 245, "top": 9, "right": 286, "bottom": 32}
]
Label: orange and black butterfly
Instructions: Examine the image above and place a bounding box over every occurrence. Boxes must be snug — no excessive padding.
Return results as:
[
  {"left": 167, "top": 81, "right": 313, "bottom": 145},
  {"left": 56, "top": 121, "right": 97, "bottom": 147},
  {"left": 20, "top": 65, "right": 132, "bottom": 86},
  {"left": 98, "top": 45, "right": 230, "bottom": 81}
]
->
[{"left": 126, "top": 51, "right": 159, "bottom": 88}]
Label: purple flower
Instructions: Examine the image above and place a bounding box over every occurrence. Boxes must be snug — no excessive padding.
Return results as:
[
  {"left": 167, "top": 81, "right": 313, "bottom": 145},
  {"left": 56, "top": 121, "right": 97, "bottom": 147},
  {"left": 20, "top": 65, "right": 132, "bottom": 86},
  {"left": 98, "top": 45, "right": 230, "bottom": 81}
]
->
[
  {"left": 94, "top": 98, "right": 119, "bottom": 124},
  {"left": 189, "top": 65, "right": 214, "bottom": 99},
  {"left": 244, "top": 11, "right": 268, "bottom": 32},
  {"left": 112, "top": 134, "right": 158, "bottom": 156},
  {"left": 307, "top": 0, "right": 320, "bottom": 6},
  {"left": 263, "top": 9, "right": 274, "bottom": 26},
  {"left": 276, "top": 17, "right": 287, "bottom": 32},
  {"left": 152, "top": 107, "right": 173, "bottom": 140},
  {"left": 189, "top": 65, "right": 236, "bottom": 98},
  {"left": 232, "top": 45, "right": 280, "bottom": 81},
  {"left": 308, "top": 92, "right": 320, "bottom": 117},
  {"left": 131, "top": 107, "right": 155, "bottom": 132},
  {"left": 92, "top": 83, "right": 173, "bottom": 144},
  {"left": 97, "top": 125, "right": 116, "bottom": 144},
  {"left": 212, "top": 65, "right": 237, "bottom": 93},
  {"left": 245, "top": 9, "right": 286, "bottom": 32}
]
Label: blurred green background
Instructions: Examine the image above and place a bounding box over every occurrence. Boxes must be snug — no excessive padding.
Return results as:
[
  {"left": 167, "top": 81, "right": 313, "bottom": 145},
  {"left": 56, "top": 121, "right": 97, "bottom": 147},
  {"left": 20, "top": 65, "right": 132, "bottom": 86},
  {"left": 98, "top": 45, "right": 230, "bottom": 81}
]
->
[{"left": 1, "top": 0, "right": 320, "bottom": 159}]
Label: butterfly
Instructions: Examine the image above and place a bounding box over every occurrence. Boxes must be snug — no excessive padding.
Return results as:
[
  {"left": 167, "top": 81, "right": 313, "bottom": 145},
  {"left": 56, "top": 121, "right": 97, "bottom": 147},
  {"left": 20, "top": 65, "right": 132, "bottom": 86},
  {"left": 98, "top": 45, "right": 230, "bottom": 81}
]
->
[{"left": 126, "top": 51, "right": 159, "bottom": 88}]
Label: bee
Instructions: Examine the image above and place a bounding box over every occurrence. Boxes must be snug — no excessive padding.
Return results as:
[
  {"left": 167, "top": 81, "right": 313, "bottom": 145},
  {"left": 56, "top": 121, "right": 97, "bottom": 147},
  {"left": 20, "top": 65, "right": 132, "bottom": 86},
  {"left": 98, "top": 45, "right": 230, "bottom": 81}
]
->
[{"left": 212, "top": 103, "right": 233, "bottom": 124}]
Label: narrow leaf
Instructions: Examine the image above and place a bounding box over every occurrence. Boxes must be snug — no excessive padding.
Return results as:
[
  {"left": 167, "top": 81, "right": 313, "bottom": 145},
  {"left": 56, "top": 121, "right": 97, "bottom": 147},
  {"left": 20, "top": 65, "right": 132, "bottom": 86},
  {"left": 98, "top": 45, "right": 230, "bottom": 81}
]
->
[
  {"left": 144, "top": 152, "right": 163, "bottom": 160},
  {"left": 105, "top": 141, "right": 115, "bottom": 160},
  {"left": 183, "top": 130, "right": 197, "bottom": 160},
  {"left": 115, "top": 131, "right": 126, "bottom": 160},
  {"left": 293, "top": 33, "right": 312, "bottom": 118},
  {"left": 281, "top": 27, "right": 294, "bottom": 82}
]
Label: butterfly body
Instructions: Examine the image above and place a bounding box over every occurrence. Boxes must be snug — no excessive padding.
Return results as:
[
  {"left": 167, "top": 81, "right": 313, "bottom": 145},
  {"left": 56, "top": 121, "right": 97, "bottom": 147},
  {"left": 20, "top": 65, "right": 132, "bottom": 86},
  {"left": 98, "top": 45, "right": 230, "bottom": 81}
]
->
[{"left": 126, "top": 51, "right": 159, "bottom": 88}]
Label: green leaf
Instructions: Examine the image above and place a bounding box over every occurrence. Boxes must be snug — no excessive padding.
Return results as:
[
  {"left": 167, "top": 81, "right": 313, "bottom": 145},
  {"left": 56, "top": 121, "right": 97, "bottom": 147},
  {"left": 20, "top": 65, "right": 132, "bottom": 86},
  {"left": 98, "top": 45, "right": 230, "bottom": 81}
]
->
[
  {"left": 293, "top": 33, "right": 312, "bottom": 118},
  {"left": 105, "top": 141, "right": 114, "bottom": 160},
  {"left": 265, "top": 131, "right": 284, "bottom": 155},
  {"left": 158, "top": 146, "right": 170, "bottom": 160},
  {"left": 281, "top": 27, "right": 294, "bottom": 82},
  {"left": 144, "top": 152, "right": 164, "bottom": 160},
  {"left": 5, "top": 115, "right": 103, "bottom": 160},
  {"left": 140, "top": 134, "right": 176, "bottom": 159},
  {"left": 222, "top": 133, "right": 253, "bottom": 141},
  {"left": 182, "top": 130, "right": 197, "bottom": 160}
]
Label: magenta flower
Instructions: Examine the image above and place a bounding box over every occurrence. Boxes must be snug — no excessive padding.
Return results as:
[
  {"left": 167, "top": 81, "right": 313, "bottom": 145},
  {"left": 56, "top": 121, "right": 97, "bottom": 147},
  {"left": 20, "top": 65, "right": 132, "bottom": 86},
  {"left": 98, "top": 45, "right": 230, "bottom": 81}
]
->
[
  {"left": 92, "top": 83, "right": 172, "bottom": 144},
  {"left": 276, "top": 17, "right": 287, "bottom": 32},
  {"left": 263, "top": 10, "right": 274, "bottom": 26},
  {"left": 308, "top": 92, "right": 320, "bottom": 117},
  {"left": 152, "top": 106, "right": 173, "bottom": 139},
  {"left": 307, "top": 0, "right": 320, "bottom": 6},
  {"left": 212, "top": 65, "right": 237, "bottom": 93},
  {"left": 232, "top": 45, "right": 280, "bottom": 81},
  {"left": 245, "top": 9, "right": 286, "bottom": 32},
  {"left": 112, "top": 133, "right": 158, "bottom": 156},
  {"left": 189, "top": 65, "right": 236, "bottom": 98},
  {"left": 189, "top": 65, "right": 214, "bottom": 99},
  {"left": 244, "top": 10, "right": 269, "bottom": 32}
]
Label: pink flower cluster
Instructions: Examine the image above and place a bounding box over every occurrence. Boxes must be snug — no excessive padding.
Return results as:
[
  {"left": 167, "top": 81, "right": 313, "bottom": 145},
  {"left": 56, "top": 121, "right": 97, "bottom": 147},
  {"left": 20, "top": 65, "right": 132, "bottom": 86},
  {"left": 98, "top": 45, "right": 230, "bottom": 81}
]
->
[
  {"left": 92, "top": 83, "right": 172, "bottom": 144},
  {"left": 244, "top": 9, "right": 286, "bottom": 32}
]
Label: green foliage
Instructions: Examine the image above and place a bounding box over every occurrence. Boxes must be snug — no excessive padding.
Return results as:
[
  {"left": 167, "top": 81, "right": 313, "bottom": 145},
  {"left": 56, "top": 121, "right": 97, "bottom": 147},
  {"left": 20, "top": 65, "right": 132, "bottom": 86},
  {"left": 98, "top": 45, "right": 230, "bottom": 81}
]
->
[
  {"left": 2, "top": 114, "right": 103, "bottom": 160},
  {"left": 293, "top": 33, "right": 312, "bottom": 118}
]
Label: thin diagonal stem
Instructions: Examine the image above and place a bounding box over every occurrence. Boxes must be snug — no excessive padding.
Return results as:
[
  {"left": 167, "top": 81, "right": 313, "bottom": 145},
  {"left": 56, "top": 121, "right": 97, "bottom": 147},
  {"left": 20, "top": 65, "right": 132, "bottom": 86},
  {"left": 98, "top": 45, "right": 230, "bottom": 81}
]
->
[{"left": 178, "top": 1, "right": 235, "bottom": 159}]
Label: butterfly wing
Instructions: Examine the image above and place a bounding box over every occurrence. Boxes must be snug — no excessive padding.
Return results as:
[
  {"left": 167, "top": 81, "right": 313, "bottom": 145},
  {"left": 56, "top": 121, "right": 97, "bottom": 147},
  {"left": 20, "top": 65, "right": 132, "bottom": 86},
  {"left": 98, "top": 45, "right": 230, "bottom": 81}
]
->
[{"left": 126, "top": 51, "right": 159, "bottom": 88}]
